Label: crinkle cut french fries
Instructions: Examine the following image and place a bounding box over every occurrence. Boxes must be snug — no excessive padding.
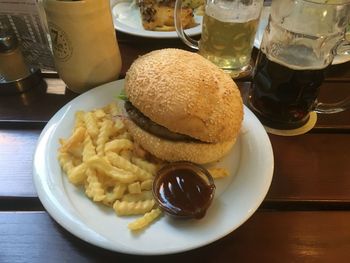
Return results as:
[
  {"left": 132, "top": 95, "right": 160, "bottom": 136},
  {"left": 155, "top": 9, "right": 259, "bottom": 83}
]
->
[{"left": 57, "top": 102, "right": 163, "bottom": 231}]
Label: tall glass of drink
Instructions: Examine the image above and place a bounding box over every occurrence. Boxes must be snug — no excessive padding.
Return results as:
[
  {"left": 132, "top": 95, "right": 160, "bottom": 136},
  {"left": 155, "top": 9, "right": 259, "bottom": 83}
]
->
[
  {"left": 175, "top": 0, "right": 264, "bottom": 78},
  {"left": 43, "top": 0, "right": 122, "bottom": 94},
  {"left": 248, "top": 0, "right": 350, "bottom": 131}
]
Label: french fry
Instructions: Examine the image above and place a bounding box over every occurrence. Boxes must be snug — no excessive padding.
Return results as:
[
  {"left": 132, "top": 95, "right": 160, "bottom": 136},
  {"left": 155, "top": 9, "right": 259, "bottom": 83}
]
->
[
  {"left": 96, "top": 119, "right": 113, "bottom": 156},
  {"left": 122, "top": 191, "right": 154, "bottom": 202},
  {"left": 113, "top": 199, "right": 155, "bottom": 216},
  {"left": 105, "top": 138, "right": 133, "bottom": 153},
  {"left": 106, "top": 152, "right": 153, "bottom": 182},
  {"left": 128, "top": 208, "right": 162, "bottom": 231},
  {"left": 208, "top": 167, "right": 229, "bottom": 179},
  {"left": 128, "top": 182, "right": 142, "bottom": 194},
  {"left": 59, "top": 126, "right": 86, "bottom": 153},
  {"left": 87, "top": 155, "right": 137, "bottom": 183},
  {"left": 84, "top": 112, "right": 99, "bottom": 139}
]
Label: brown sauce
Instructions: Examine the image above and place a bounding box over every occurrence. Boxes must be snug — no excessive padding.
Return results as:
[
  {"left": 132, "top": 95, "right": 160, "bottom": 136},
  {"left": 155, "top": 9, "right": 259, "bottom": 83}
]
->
[{"left": 153, "top": 163, "right": 215, "bottom": 219}]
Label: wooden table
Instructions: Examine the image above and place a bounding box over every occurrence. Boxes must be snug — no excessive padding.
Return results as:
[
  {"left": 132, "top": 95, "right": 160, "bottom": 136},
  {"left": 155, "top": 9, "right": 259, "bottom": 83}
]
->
[{"left": 1, "top": 31, "right": 350, "bottom": 262}]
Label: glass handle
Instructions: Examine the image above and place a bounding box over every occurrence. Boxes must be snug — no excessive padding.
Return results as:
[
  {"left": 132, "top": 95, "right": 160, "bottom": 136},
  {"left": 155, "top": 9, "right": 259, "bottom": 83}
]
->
[
  {"left": 315, "top": 34, "right": 350, "bottom": 114},
  {"left": 174, "top": 0, "right": 199, "bottom": 50},
  {"left": 315, "top": 97, "right": 350, "bottom": 114},
  {"left": 336, "top": 42, "right": 350, "bottom": 56},
  {"left": 335, "top": 36, "right": 350, "bottom": 57}
]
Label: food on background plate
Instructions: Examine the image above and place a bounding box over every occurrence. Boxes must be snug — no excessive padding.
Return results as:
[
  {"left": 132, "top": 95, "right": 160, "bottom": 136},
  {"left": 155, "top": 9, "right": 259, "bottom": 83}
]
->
[
  {"left": 137, "top": 0, "right": 202, "bottom": 31},
  {"left": 123, "top": 48, "right": 244, "bottom": 164}
]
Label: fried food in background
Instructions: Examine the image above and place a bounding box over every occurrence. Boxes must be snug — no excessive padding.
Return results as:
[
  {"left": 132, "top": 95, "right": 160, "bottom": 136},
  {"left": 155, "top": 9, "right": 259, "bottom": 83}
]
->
[{"left": 137, "top": 0, "right": 200, "bottom": 31}]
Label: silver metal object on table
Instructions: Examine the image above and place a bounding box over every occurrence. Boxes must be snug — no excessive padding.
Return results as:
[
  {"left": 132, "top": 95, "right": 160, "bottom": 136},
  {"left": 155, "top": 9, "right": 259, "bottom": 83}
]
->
[{"left": 0, "top": 27, "right": 42, "bottom": 94}]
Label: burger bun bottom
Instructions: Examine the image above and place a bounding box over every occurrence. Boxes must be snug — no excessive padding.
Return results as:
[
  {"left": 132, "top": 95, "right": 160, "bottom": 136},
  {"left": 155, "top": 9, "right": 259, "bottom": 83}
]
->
[{"left": 125, "top": 119, "right": 237, "bottom": 164}]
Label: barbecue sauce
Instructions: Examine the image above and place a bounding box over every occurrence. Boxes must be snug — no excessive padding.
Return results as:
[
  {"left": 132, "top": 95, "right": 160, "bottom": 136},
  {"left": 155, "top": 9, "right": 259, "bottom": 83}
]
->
[{"left": 153, "top": 162, "right": 215, "bottom": 219}]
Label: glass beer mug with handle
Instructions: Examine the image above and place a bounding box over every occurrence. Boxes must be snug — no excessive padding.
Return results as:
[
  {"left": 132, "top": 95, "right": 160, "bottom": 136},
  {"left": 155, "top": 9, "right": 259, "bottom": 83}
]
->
[
  {"left": 175, "top": 0, "right": 264, "bottom": 78},
  {"left": 248, "top": 0, "right": 350, "bottom": 130}
]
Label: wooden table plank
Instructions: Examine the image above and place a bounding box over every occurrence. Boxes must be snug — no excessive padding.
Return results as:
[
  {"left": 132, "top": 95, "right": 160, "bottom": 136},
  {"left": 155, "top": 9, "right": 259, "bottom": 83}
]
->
[
  {"left": 1, "top": 80, "right": 349, "bottom": 129},
  {"left": 316, "top": 82, "right": 350, "bottom": 129},
  {"left": 265, "top": 133, "right": 350, "bottom": 202},
  {"left": 0, "top": 211, "right": 349, "bottom": 262},
  {"left": 0, "top": 129, "right": 40, "bottom": 197},
  {"left": 1, "top": 130, "right": 350, "bottom": 203},
  {"left": 0, "top": 80, "right": 77, "bottom": 124}
]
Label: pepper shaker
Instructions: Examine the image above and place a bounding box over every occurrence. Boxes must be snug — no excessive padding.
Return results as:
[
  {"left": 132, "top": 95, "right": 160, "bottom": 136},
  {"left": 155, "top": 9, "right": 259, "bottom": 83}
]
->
[
  {"left": 0, "top": 27, "right": 43, "bottom": 94},
  {"left": 0, "top": 27, "right": 30, "bottom": 82}
]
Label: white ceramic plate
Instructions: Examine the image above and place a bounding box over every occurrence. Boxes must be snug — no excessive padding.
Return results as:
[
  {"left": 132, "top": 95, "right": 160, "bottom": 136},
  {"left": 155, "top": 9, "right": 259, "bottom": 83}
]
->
[
  {"left": 110, "top": 0, "right": 202, "bottom": 38},
  {"left": 33, "top": 80, "right": 274, "bottom": 255},
  {"left": 255, "top": 6, "right": 350, "bottom": 65}
]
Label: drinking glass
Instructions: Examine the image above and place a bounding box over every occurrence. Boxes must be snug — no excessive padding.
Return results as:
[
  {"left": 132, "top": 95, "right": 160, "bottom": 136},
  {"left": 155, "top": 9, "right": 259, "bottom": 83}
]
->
[
  {"left": 248, "top": 0, "right": 350, "bottom": 130},
  {"left": 175, "top": 0, "right": 264, "bottom": 78},
  {"left": 43, "top": 0, "right": 122, "bottom": 93}
]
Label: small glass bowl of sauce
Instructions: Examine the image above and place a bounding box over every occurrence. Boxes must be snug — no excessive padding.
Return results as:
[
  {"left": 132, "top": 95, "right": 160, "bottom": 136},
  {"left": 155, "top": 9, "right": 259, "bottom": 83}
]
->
[{"left": 153, "top": 161, "right": 215, "bottom": 219}]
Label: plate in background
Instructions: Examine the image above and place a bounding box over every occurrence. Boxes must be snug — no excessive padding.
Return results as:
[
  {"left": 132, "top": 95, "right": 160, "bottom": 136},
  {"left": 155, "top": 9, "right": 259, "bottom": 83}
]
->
[{"left": 110, "top": 0, "right": 202, "bottom": 38}]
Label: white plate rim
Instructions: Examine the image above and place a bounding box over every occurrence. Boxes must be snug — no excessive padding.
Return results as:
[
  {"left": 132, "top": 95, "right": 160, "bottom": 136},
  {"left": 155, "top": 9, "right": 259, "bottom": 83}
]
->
[
  {"left": 33, "top": 79, "right": 274, "bottom": 255},
  {"left": 110, "top": 0, "right": 202, "bottom": 38}
]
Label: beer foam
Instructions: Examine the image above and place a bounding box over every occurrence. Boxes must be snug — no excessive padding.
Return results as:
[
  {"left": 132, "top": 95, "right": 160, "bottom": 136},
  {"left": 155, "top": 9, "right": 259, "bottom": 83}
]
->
[{"left": 206, "top": 2, "right": 262, "bottom": 23}]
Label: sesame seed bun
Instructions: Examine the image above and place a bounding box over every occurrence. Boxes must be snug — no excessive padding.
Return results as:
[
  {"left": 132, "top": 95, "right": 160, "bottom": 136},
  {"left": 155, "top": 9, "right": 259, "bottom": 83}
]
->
[{"left": 124, "top": 48, "right": 243, "bottom": 163}]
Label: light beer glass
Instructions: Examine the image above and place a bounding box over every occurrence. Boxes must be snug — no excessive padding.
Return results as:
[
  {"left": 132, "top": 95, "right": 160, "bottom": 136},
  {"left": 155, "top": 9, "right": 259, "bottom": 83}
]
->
[{"left": 175, "top": 0, "right": 264, "bottom": 78}]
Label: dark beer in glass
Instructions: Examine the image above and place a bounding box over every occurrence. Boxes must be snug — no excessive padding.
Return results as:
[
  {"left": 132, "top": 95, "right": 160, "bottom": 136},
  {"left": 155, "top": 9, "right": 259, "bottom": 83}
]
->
[{"left": 248, "top": 52, "right": 326, "bottom": 129}]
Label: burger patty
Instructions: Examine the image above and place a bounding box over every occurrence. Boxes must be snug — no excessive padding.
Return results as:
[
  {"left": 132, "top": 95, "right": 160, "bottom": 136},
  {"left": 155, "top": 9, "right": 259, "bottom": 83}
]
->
[{"left": 124, "top": 101, "right": 200, "bottom": 142}]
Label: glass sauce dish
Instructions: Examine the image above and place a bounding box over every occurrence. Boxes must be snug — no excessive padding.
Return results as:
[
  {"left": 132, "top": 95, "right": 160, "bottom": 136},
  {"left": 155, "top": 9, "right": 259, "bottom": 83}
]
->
[{"left": 153, "top": 161, "right": 215, "bottom": 219}]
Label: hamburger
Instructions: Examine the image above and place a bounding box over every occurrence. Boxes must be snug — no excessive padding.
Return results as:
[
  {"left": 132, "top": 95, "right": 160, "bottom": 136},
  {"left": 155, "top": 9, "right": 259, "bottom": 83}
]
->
[{"left": 123, "top": 49, "right": 243, "bottom": 164}]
